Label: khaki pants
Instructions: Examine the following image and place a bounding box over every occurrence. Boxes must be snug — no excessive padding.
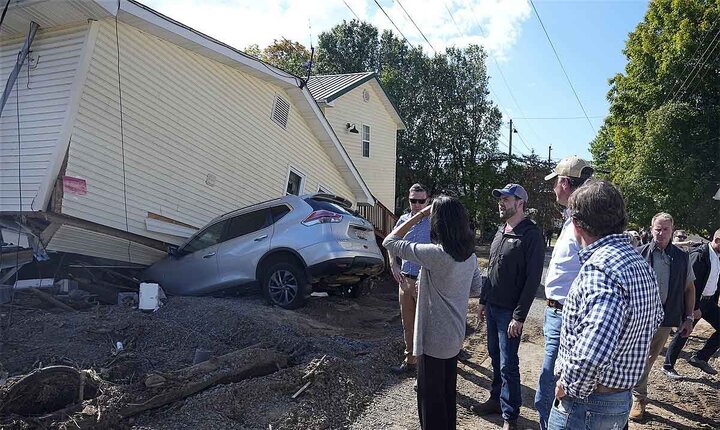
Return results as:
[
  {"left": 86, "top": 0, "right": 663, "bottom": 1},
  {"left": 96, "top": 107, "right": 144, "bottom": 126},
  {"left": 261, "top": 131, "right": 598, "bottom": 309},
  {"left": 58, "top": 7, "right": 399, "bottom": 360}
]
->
[
  {"left": 633, "top": 326, "right": 673, "bottom": 403},
  {"left": 399, "top": 276, "right": 418, "bottom": 365}
]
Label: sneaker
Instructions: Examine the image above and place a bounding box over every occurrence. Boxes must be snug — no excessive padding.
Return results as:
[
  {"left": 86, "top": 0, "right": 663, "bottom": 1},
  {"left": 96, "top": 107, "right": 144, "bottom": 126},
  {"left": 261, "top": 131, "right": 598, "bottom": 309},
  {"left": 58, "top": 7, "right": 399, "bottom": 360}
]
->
[
  {"left": 470, "top": 398, "right": 501, "bottom": 416},
  {"left": 502, "top": 420, "right": 518, "bottom": 430},
  {"left": 390, "top": 361, "right": 416, "bottom": 375},
  {"left": 629, "top": 400, "right": 645, "bottom": 421},
  {"left": 688, "top": 355, "right": 718, "bottom": 375},
  {"left": 661, "top": 366, "right": 683, "bottom": 380}
]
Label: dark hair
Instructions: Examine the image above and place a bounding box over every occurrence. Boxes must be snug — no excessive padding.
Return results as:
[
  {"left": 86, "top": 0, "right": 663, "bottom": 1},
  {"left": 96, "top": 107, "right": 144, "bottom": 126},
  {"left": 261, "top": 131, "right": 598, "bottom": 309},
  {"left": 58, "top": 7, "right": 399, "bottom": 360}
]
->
[
  {"left": 409, "top": 183, "right": 428, "bottom": 194},
  {"left": 568, "top": 180, "right": 627, "bottom": 238},
  {"left": 430, "top": 196, "right": 475, "bottom": 262}
]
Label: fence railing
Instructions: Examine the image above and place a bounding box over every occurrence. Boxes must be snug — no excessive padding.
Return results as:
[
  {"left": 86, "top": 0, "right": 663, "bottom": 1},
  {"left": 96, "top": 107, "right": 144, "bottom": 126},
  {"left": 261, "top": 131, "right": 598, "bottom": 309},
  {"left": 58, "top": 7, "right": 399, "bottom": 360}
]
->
[{"left": 357, "top": 200, "right": 397, "bottom": 238}]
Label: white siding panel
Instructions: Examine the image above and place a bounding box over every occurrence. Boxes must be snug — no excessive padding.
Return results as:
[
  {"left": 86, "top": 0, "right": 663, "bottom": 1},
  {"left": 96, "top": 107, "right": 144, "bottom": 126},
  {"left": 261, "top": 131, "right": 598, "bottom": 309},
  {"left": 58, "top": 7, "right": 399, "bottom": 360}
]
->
[
  {"left": 47, "top": 224, "right": 166, "bottom": 266},
  {"left": 0, "top": 26, "right": 88, "bottom": 212},
  {"left": 62, "top": 20, "right": 355, "bottom": 243},
  {"left": 325, "top": 83, "right": 398, "bottom": 209}
]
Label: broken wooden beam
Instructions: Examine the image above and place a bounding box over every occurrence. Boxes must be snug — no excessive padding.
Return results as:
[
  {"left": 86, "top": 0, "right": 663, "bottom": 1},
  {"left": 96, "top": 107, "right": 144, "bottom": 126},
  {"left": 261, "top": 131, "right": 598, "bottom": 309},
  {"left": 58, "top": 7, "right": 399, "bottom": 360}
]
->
[
  {"left": 119, "top": 347, "right": 287, "bottom": 418},
  {"left": 28, "top": 288, "right": 76, "bottom": 312}
]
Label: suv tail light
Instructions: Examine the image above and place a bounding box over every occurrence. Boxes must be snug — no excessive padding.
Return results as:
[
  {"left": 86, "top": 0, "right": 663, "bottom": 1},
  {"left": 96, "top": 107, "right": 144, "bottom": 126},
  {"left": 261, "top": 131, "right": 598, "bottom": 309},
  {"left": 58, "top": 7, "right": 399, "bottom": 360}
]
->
[{"left": 302, "top": 210, "right": 343, "bottom": 226}]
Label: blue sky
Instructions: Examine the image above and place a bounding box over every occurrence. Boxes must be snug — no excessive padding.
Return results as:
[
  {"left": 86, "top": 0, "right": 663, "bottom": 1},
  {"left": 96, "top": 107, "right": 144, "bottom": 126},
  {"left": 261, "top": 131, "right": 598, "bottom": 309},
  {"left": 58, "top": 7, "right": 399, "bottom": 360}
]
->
[{"left": 143, "top": 0, "right": 650, "bottom": 162}]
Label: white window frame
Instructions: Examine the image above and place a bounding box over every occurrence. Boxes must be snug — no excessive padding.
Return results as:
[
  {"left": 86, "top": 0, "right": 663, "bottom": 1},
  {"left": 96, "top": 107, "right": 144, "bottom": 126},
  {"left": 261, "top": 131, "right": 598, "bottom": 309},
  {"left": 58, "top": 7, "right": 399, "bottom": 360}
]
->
[
  {"left": 284, "top": 165, "right": 307, "bottom": 196},
  {"left": 361, "top": 124, "right": 371, "bottom": 157}
]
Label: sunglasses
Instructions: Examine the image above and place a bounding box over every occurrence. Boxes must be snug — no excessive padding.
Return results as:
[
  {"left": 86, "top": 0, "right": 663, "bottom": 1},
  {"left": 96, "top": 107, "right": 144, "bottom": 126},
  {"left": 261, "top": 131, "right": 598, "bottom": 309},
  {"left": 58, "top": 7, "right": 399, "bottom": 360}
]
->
[{"left": 409, "top": 198, "right": 427, "bottom": 204}]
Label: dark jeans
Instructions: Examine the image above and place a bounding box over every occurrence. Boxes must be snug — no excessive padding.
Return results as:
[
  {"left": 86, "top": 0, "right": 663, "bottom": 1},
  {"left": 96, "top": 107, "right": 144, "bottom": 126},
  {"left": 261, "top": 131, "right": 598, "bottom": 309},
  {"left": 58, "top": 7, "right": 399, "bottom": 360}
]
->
[
  {"left": 487, "top": 303, "right": 522, "bottom": 421},
  {"left": 417, "top": 353, "right": 458, "bottom": 430},
  {"left": 664, "top": 294, "right": 720, "bottom": 367}
]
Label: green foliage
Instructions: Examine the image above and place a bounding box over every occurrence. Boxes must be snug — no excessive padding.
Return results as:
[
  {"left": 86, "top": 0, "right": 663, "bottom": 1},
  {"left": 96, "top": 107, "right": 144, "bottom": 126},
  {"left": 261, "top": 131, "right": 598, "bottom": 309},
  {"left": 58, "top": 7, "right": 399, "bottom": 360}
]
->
[
  {"left": 250, "top": 21, "right": 561, "bottom": 235},
  {"left": 592, "top": 0, "right": 720, "bottom": 235},
  {"left": 244, "top": 38, "right": 310, "bottom": 77}
]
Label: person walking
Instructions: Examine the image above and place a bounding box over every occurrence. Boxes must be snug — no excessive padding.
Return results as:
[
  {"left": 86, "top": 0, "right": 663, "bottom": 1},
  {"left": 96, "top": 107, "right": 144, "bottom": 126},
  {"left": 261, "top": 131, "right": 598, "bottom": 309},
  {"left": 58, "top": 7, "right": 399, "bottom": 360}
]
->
[
  {"left": 534, "top": 156, "right": 594, "bottom": 430},
  {"left": 663, "top": 228, "right": 720, "bottom": 378},
  {"left": 472, "top": 184, "right": 544, "bottom": 430},
  {"left": 549, "top": 180, "right": 663, "bottom": 430},
  {"left": 383, "top": 196, "right": 483, "bottom": 430},
  {"left": 388, "top": 184, "right": 431, "bottom": 375},
  {"left": 630, "top": 212, "right": 696, "bottom": 421}
]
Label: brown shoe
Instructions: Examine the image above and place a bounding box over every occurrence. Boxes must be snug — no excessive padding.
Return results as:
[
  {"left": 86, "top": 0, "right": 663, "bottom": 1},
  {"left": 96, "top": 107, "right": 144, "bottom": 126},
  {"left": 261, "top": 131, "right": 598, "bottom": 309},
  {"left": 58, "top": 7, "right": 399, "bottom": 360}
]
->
[
  {"left": 470, "top": 398, "right": 501, "bottom": 416},
  {"left": 629, "top": 400, "right": 645, "bottom": 421}
]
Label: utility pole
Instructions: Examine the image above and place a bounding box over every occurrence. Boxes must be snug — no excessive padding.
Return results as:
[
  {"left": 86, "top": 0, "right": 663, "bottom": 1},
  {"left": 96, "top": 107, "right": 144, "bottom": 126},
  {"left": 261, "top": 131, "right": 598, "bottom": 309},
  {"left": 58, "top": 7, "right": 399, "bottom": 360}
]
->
[
  {"left": 548, "top": 145, "right": 552, "bottom": 162},
  {"left": 508, "top": 119, "right": 513, "bottom": 162}
]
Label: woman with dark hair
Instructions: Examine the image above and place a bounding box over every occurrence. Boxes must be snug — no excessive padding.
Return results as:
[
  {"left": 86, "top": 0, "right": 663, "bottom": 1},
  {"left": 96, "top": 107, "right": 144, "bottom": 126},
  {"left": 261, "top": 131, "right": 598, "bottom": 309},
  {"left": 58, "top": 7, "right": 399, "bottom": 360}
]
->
[{"left": 383, "top": 196, "right": 483, "bottom": 430}]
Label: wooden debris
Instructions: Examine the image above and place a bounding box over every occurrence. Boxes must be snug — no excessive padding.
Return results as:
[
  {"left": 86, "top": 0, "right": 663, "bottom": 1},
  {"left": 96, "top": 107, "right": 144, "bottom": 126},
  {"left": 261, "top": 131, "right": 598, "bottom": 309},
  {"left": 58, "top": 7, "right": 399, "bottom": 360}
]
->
[
  {"left": 28, "top": 288, "right": 76, "bottom": 312},
  {"left": 119, "top": 347, "right": 287, "bottom": 418},
  {"left": 291, "top": 381, "right": 312, "bottom": 399},
  {"left": 302, "top": 354, "right": 327, "bottom": 380}
]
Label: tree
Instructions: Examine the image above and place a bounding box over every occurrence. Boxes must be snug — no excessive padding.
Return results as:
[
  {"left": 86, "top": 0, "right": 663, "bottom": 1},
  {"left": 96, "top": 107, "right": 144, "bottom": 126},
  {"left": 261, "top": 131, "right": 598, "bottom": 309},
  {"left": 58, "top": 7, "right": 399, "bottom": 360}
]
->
[
  {"left": 316, "top": 20, "right": 380, "bottom": 74},
  {"left": 244, "top": 38, "right": 310, "bottom": 77},
  {"left": 591, "top": 0, "right": 720, "bottom": 235}
]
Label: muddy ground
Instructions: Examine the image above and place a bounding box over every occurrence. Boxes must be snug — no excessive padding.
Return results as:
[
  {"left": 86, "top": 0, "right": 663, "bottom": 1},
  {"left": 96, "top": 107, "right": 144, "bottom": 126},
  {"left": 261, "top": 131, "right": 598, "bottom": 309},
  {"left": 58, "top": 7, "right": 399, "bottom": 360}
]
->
[{"left": 0, "top": 249, "right": 718, "bottom": 429}]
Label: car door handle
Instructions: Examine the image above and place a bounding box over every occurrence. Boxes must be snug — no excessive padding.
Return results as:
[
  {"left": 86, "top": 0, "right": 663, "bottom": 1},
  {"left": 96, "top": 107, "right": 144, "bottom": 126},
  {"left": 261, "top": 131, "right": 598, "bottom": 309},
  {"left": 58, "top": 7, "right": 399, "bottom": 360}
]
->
[
  {"left": 203, "top": 252, "right": 216, "bottom": 258},
  {"left": 254, "top": 234, "right": 268, "bottom": 242}
]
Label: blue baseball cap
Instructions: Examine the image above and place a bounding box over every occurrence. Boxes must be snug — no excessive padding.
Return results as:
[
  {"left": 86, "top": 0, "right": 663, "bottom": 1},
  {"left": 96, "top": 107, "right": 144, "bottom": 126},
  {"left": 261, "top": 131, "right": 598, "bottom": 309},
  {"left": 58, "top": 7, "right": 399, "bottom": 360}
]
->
[{"left": 492, "top": 183, "right": 529, "bottom": 203}]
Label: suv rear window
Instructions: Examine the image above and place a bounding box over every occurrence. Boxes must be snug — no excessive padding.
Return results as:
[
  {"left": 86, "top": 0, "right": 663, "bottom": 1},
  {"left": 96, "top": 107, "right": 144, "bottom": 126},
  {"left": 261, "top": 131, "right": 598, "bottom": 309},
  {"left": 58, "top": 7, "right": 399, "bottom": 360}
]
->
[{"left": 304, "top": 198, "right": 353, "bottom": 215}]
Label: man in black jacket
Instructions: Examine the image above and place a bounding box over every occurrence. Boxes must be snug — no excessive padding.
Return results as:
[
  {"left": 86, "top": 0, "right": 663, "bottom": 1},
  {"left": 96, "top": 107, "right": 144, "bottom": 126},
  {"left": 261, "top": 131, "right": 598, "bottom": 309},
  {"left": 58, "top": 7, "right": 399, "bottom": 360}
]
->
[
  {"left": 663, "top": 228, "right": 720, "bottom": 377},
  {"left": 473, "top": 183, "right": 544, "bottom": 430},
  {"left": 630, "top": 212, "right": 696, "bottom": 421}
]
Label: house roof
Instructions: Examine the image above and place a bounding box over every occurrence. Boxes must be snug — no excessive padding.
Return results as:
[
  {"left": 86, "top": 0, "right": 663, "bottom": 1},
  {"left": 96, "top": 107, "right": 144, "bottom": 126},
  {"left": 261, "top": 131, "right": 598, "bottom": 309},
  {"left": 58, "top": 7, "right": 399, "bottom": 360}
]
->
[
  {"left": 308, "top": 72, "right": 406, "bottom": 130},
  {"left": 1, "top": 0, "right": 375, "bottom": 205}
]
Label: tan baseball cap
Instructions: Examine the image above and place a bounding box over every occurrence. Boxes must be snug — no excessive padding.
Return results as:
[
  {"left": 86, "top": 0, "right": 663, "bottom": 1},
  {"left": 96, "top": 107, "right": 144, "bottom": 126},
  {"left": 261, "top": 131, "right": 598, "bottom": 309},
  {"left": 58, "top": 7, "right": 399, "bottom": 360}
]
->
[{"left": 544, "top": 155, "right": 594, "bottom": 181}]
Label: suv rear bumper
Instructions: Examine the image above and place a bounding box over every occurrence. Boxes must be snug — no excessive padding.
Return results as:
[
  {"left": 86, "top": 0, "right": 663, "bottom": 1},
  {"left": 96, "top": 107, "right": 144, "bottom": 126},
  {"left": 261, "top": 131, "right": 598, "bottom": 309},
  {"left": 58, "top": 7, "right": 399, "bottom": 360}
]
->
[{"left": 308, "top": 256, "right": 384, "bottom": 284}]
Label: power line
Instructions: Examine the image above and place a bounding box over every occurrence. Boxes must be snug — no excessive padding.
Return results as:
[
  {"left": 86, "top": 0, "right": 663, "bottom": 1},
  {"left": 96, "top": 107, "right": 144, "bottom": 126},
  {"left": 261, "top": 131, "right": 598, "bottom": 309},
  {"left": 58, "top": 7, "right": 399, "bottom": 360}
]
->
[
  {"left": 672, "top": 25, "right": 720, "bottom": 101},
  {"left": 394, "top": 0, "right": 436, "bottom": 54},
  {"left": 341, "top": 0, "right": 361, "bottom": 21},
  {"left": 514, "top": 115, "right": 604, "bottom": 120},
  {"left": 663, "top": 18, "right": 720, "bottom": 104},
  {"left": 372, "top": 0, "right": 412, "bottom": 47},
  {"left": 529, "top": 0, "right": 595, "bottom": 134}
]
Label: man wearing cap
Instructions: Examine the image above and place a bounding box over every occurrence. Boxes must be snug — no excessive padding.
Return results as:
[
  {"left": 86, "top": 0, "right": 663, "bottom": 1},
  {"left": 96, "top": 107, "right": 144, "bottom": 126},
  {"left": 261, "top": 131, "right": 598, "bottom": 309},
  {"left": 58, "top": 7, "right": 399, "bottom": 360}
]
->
[
  {"left": 473, "top": 184, "right": 544, "bottom": 430},
  {"left": 534, "top": 156, "right": 594, "bottom": 430}
]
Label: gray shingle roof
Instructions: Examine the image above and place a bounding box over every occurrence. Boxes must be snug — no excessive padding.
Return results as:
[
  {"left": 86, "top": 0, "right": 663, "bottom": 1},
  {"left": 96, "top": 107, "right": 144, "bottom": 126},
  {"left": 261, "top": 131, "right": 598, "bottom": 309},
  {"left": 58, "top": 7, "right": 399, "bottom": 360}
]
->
[{"left": 306, "top": 72, "right": 375, "bottom": 102}]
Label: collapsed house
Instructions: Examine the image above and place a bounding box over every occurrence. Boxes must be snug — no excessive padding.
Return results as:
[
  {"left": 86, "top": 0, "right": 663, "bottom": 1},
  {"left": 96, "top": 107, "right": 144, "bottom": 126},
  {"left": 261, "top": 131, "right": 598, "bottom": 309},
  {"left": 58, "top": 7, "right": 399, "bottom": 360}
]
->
[{"left": 0, "top": 0, "right": 404, "bottom": 272}]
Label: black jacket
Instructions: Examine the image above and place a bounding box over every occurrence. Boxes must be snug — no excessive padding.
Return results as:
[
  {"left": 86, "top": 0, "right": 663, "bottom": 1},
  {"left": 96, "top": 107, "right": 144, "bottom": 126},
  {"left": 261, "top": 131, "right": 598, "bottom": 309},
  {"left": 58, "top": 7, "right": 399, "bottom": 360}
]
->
[
  {"left": 639, "top": 242, "right": 690, "bottom": 327},
  {"left": 690, "top": 243, "right": 719, "bottom": 306},
  {"left": 481, "top": 218, "right": 544, "bottom": 322}
]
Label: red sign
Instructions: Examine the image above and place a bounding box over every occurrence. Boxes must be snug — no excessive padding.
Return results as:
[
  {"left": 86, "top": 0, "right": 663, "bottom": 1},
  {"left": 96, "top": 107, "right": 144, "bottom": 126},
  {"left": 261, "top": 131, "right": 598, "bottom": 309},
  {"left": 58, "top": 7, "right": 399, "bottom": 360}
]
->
[{"left": 62, "top": 176, "right": 87, "bottom": 196}]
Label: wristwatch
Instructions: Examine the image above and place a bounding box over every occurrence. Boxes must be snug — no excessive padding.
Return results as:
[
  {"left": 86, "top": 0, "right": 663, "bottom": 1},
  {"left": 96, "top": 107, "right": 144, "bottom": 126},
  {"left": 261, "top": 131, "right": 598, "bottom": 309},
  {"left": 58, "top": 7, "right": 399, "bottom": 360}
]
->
[{"left": 685, "top": 315, "right": 694, "bottom": 322}]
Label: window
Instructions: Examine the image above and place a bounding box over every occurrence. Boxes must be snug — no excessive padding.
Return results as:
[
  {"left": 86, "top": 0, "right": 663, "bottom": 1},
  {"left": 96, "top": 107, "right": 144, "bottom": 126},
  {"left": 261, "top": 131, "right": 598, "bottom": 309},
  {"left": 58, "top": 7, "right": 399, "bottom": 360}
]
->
[
  {"left": 304, "top": 197, "right": 353, "bottom": 215},
  {"left": 183, "top": 221, "right": 227, "bottom": 253},
  {"left": 224, "top": 209, "right": 269, "bottom": 241},
  {"left": 271, "top": 205, "right": 291, "bottom": 223},
  {"left": 286, "top": 168, "right": 305, "bottom": 195},
  {"left": 362, "top": 124, "right": 370, "bottom": 157}
]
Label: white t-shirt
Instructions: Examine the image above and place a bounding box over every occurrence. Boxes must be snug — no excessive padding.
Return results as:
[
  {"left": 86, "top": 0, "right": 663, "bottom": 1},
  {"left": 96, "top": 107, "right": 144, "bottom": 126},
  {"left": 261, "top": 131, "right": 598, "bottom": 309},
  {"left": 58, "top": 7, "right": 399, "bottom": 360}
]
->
[{"left": 703, "top": 243, "right": 719, "bottom": 297}]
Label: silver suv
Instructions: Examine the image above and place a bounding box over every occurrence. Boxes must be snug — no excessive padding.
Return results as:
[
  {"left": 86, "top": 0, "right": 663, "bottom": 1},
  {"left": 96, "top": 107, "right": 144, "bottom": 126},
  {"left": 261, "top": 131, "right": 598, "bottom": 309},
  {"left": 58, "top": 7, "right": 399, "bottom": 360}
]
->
[{"left": 143, "top": 193, "right": 384, "bottom": 308}]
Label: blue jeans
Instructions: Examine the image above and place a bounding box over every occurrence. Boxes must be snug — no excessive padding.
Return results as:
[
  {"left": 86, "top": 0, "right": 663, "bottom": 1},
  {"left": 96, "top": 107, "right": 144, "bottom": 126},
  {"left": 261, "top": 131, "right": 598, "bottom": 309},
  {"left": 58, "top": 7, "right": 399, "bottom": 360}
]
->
[
  {"left": 548, "top": 390, "right": 631, "bottom": 430},
  {"left": 486, "top": 304, "right": 522, "bottom": 421},
  {"left": 535, "top": 307, "right": 562, "bottom": 430}
]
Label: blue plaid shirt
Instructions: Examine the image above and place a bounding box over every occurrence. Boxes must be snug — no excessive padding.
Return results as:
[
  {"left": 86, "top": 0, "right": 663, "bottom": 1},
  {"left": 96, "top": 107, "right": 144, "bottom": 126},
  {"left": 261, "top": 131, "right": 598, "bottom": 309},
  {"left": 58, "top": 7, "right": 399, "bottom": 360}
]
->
[
  {"left": 394, "top": 212, "right": 431, "bottom": 277},
  {"left": 556, "top": 234, "right": 664, "bottom": 399}
]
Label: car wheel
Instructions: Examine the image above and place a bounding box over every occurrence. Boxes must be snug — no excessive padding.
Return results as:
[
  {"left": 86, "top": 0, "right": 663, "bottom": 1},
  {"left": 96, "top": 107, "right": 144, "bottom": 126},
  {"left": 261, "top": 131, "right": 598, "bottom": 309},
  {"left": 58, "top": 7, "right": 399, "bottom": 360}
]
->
[
  {"left": 263, "top": 261, "right": 306, "bottom": 309},
  {"left": 349, "top": 277, "right": 374, "bottom": 298}
]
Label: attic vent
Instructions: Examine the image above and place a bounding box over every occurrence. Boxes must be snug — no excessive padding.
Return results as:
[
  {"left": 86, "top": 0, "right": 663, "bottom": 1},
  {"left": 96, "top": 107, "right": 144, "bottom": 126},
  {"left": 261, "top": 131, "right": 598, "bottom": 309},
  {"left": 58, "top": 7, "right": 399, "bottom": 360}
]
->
[{"left": 272, "top": 95, "right": 290, "bottom": 128}]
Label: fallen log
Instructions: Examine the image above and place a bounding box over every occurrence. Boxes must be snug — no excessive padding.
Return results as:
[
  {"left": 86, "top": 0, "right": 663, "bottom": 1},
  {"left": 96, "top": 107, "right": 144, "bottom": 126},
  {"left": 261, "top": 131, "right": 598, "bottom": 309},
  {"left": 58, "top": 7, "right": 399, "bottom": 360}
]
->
[
  {"left": 119, "top": 347, "right": 287, "bottom": 418},
  {"left": 28, "top": 288, "right": 76, "bottom": 312}
]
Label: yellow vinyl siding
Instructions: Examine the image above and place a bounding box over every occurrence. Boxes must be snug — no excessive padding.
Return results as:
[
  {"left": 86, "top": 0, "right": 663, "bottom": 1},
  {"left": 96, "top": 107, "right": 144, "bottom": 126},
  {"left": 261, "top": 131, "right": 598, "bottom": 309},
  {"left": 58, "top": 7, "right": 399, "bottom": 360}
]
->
[
  {"left": 0, "top": 25, "right": 88, "bottom": 211},
  {"left": 323, "top": 83, "right": 397, "bottom": 210},
  {"left": 62, "top": 19, "right": 353, "bottom": 244}
]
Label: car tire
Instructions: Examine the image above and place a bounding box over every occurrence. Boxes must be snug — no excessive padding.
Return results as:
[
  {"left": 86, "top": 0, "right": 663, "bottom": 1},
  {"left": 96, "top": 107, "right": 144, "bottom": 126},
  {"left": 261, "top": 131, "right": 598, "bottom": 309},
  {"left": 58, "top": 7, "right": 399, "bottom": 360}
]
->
[
  {"left": 349, "top": 277, "right": 374, "bottom": 298},
  {"left": 262, "top": 261, "right": 307, "bottom": 309}
]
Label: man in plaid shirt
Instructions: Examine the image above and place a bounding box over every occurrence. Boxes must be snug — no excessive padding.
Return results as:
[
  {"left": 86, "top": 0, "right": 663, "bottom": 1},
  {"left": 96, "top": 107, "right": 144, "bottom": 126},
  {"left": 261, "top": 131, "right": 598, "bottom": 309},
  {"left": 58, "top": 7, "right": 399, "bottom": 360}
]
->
[{"left": 549, "top": 181, "right": 664, "bottom": 430}]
